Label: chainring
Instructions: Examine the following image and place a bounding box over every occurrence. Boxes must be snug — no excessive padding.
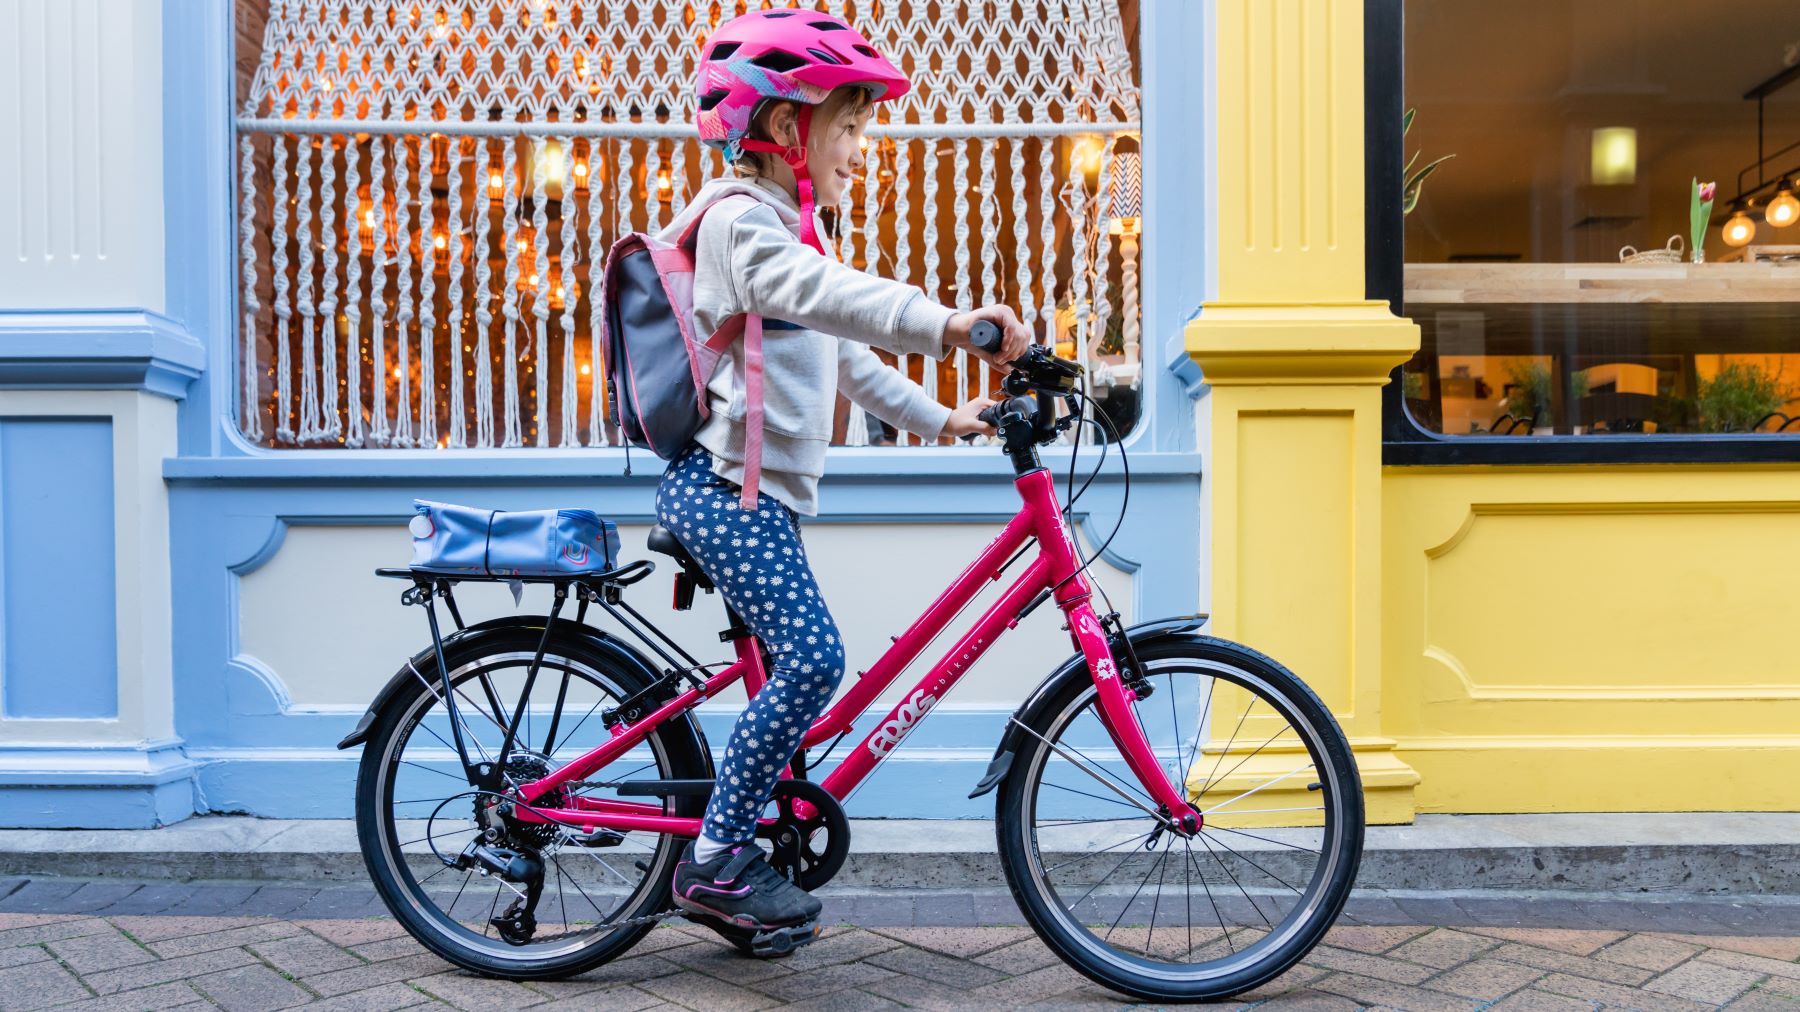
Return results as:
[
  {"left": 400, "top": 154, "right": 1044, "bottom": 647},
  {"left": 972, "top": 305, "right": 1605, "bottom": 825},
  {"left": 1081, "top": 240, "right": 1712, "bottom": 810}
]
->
[{"left": 756, "top": 778, "right": 850, "bottom": 892}]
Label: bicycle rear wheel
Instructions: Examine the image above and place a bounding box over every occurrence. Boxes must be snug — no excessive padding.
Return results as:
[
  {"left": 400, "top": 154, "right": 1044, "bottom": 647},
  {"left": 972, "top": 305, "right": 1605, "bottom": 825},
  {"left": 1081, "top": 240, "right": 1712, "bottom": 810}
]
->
[
  {"left": 353, "top": 624, "right": 709, "bottom": 979},
  {"left": 996, "top": 635, "right": 1363, "bottom": 1002}
]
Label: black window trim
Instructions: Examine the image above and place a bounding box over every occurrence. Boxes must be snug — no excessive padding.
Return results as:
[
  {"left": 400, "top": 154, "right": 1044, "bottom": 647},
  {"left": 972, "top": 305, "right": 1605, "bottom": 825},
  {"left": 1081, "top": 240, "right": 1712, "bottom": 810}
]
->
[{"left": 1368, "top": 0, "right": 1800, "bottom": 465}]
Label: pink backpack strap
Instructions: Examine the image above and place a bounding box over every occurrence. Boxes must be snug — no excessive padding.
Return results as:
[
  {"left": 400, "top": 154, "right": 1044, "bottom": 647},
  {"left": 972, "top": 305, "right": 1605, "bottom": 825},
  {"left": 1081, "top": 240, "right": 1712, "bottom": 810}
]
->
[{"left": 702, "top": 314, "right": 766, "bottom": 511}]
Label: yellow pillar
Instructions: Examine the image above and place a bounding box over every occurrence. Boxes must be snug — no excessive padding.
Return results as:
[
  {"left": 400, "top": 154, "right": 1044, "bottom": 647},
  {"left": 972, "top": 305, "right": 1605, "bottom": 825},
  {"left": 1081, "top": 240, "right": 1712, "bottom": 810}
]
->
[{"left": 1186, "top": 0, "right": 1421, "bottom": 823}]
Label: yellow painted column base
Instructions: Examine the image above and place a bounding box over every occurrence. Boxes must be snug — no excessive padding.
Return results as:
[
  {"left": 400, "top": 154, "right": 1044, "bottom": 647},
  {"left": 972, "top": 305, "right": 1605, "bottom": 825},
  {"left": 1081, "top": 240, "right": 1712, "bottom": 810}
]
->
[{"left": 1185, "top": 737, "right": 1420, "bottom": 829}]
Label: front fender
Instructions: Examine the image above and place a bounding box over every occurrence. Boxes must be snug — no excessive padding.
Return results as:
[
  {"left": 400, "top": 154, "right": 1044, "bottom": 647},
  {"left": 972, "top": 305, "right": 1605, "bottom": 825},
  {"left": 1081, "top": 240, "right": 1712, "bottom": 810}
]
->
[
  {"left": 334, "top": 616, "right": 679, "bottom": 754},
  {"left": 968, "top": 613, "right": 1209, "bottom": 798}
]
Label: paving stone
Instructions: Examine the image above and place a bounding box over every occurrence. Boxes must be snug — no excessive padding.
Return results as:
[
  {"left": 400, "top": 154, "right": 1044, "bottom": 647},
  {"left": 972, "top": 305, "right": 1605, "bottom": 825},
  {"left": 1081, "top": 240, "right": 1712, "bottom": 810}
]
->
[
  {"left": 747, "top": 958, "right": 897, "bottom": 1002},
  {"left": 189, "top": 963, "right": 317, "bottom": 1012},
  {"left": 768, "top": 988, "right": 908, "bottom": 1012},
  {"left": 0, "top": 958, "right": 92, "bottom": 1011},
  {"left": 300, "top": 954, "right": 453, "bottom": 997},
  {"left": 159, "top": 886, "right": 265, "bottom": 917},
  {"left": 93, "top": 885, "right": 201, "bottom": 917},
  {"left": 347, "top": 934, "right": 427, "bottom": 962},
  {"left": 0, "top": 917, "right": 109, "bottom": 948},
  {"left": 972, "top": 936, "right": 1063, "bottom": 974},
  {"left": 0, "top": 881, "right": 91, "bottom": 914},
  {"left": 777, "top": 927, "right": 902, "bottom": 972},
  {"left": 47, "top": 982, "right": 208, "bottom": 1012},
  {"left": 865, "top": 943, "right": 1008, "bottom": 988},
  {"left": 529, "top": 984, "right": 666, "bottom": 1011},
  {"left": 242, "top": 887, "right": 323, "bottom": 917},
  {"left": 1420, "top": 957, "right": 1547, "bottom": 1000},
  {"left": 1484, "top": 986, "right": 1602, "bottom": 1011},
  {"left": 1655, "top": 933, "right": 1800, "bottom": 961},
  {"left": 1463, "top": 925, "right": 1628, "bottom": 955},
  {"left": 965, "top": 961, "right": 1091, "bottom": 1006},
  {"left": 866, "top": 925, "right": 1033, "bottom": 958},
  {"left": 1597, "top": 933, "right": 1707, "bottom": 971},
  {"left": 1535, "top": 969, "right": 1716, "bottom": 1011},
  {"left": 1297, "top": 943, "right": 1437, "bottom": 985},
  {"left": 48, "top": 884, "right": 148, "bottom": 916},
  {"left": 0, "top": 944, "right": 49, "bottom": 970},
  {"left": 1233, "top": 964, "right": 1330, "bottom": 1002},
  {"left": 636, "top": 968, "right": 781, "bottom": 1011},
  {"left": 0, "top": 914, "right": 79, "bottom": 931},
  {"left": 250, "top": 933, "right": 367, "bottom": 977},
  {"left": 408, "top": 969, "right": 549, "bottom": 1010},
  {"left": 1310, "top": 970, "right": 1486, "bottom": 1011},
  {"left": 1700, "top": 948, "right": 1800, "bottom": 981},
  {"left": 831, "top": 895, "right": 915, "bottom": 928},
  {"left": 1233, "top": 993, "right": 1361, "bottom": 1011},
  {"left": 971, "top": 893, "right": 1029, "bottom": 926},
  {"left": 1388, "top": 926, "right": 1503, "bottom": 969},
  {"left": 108, "top": 915, "right": 268, "bottom": 943},
  {"left": 84, "top": 946, "right": 265, "bottom": 996},
  {"left": 862, "top": 970, "right": 990, "bottom": 1011},
  {"left": 293, "top": 918, "right": 411, "bottom": 947},
  {"left": 294, "top": 981, "right": 441, "bottom": 1010},
  {"left": 145, "top": 919, "right": 301, "bottom": 958},
  {"left": 1487, "top": 940, "right": 1659, "bottom": 986},
  {"left": 45, "top": 927, "right": 155, "bottom": 973},
  {"left": 658, "top": 937, "right": 796, "bottom": 983},
  {"left": 1645, "top": 959, "right": 1767, "bottom": 1006},
  {"left": 1727, "top": 989, "right": 1800, "bottom": 1011},
  {"left": 1321, "top": 923, "right": 1432, "bottom": 954}
]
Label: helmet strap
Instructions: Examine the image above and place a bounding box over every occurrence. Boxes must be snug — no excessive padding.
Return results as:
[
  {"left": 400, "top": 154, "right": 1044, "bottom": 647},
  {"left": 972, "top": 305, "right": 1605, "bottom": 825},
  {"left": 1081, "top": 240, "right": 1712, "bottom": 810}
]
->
[{"left": 740, "top": 104, "right": 824, "bottom": 255}]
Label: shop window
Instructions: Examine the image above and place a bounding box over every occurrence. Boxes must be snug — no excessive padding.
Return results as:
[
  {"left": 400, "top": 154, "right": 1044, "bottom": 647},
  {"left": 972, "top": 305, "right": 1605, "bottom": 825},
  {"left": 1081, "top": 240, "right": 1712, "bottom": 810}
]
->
[
  {"left": 1396, "top": 0, "right": 1800, "bottom": 440},
  {"left": 232, "top": 0, "right": 1143, "bottom": 451}
]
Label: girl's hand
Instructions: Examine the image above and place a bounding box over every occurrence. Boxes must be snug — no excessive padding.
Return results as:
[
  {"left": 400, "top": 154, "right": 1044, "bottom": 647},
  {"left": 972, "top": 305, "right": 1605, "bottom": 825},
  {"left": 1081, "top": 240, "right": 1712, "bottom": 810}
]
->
[
  {"left": 946, "top": 305, "right": 1031, "bottom": 373},
  {"left": 944, "top": 397, "right": 1000, "bottom": 439}
]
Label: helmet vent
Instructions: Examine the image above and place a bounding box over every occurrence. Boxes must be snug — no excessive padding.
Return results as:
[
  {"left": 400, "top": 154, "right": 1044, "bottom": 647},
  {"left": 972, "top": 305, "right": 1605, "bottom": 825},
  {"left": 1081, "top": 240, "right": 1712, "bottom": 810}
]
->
[
  {"left": 852, "top": 44, "right": 878, "bottom": 58},
  {"left": 809, "top": 21, "right": 849, "bottom": 31},
  {"left": 761, "top": 10, "right": 797, "bottom": 17},
  {"left": 748, "top": 49, "right": 808, "bottom": 72},
  {"left": 806, "top": 47, "right": 845, "bottom": 65},
  {"left": 698, "top": 87, "right": 732, "bottom": 111},
  {"left": 708, "top": 41, "right": 741, "bottom": 60}
]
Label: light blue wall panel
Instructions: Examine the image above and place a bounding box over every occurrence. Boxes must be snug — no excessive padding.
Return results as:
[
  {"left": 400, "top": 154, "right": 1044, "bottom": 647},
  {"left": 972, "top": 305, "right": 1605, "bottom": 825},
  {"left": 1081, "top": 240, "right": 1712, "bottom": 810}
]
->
[{"left": 0, "top": 417, "right": 118, "bottom": 719}]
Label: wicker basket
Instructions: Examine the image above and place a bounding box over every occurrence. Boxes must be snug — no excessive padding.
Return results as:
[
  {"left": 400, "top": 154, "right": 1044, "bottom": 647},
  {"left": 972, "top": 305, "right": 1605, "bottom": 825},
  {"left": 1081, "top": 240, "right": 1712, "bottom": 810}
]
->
[{"left": 1620, "top": 235, "right": 1685, "bottom": 264}]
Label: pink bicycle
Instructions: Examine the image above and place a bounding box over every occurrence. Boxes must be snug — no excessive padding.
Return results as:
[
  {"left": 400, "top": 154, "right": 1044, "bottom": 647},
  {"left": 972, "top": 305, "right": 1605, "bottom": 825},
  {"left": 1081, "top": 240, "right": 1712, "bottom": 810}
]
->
[{"left": 342, "top": 331, "right": 1364, "bottom": 1002}]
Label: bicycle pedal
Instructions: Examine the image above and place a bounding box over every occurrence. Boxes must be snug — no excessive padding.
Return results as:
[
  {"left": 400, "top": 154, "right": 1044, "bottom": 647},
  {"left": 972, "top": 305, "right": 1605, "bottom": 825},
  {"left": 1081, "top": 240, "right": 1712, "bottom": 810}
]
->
[
  {"left": 680, "top": 910, "right": 820, "bottom": 958},
  {"left": 568, "top": 829, "right": 626, "bottom": 848}
]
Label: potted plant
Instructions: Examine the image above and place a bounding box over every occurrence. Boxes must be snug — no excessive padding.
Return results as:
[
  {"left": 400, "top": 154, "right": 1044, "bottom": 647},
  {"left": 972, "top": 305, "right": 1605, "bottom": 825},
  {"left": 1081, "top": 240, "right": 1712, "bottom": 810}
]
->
[
  {"left": 1503, "top": 361, "right": 1588, "bottom": 433},
  {"left": 1695, "top": 362, "right": 1791, "bottom": 432}
]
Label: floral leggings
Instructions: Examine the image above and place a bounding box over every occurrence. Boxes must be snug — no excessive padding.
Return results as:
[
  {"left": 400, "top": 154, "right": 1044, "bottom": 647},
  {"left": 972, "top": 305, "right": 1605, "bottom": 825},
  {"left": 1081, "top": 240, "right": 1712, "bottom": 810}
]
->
[{"left": 654, "top": 443, "right": 848, "bottom": 847}]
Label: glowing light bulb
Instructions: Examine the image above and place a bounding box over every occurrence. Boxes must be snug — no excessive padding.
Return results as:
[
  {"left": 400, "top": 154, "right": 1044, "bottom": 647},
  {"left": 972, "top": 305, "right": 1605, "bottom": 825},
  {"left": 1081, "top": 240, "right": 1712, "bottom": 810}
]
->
[
  {"left": 1723, "top": 209, "right": 1756, "bottom": 248},
  {"left": 1070, "top": 135, "right": 1105, "bottom": 179},
  {"left": 573, "top": 160, "right": 588, "bottom": 179},
  {"left": 516, "top": 237, "right": 529, "bottom": 253},
  {"left": 392, "top": 366, "right": 404, "bottom": 379},
  {"left": 579, "top": 362, "right": 591, "bottom": 376},
  {"left": 432, "top": 233, "right": 447, "bottom": 250},
  {"left": 656, "top": 168, "right": 672, "bottom": 192},
  {"left": 1767, "top": 186, "right": 1800, "bottom": 229},
  {"left": 363, "top": 210, "right": 377, "bottom": 228},
  {"left": 528, "top": 272, "right": 539, "bottom": 287}
]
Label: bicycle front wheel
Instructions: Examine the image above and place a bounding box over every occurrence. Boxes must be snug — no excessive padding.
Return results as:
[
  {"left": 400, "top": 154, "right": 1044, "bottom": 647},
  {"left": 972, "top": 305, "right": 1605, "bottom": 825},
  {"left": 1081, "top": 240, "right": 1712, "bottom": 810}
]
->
[{"left": 995, "top": 635, "right": 1363, "bottom": 1003}]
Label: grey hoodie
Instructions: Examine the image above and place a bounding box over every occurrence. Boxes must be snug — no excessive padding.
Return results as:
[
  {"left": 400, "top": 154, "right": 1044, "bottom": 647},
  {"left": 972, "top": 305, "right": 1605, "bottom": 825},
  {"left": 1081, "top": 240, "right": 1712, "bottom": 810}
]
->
[{"left": 654, "top": 176, "right": 956, "bottom": 516}]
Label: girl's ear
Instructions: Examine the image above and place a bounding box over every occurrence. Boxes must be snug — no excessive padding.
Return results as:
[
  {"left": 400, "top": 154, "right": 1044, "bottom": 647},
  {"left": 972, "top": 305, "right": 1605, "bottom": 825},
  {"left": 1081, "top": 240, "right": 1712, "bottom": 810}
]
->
[{"left": 766, "top": 101, "right": 800, "bottom": 148}]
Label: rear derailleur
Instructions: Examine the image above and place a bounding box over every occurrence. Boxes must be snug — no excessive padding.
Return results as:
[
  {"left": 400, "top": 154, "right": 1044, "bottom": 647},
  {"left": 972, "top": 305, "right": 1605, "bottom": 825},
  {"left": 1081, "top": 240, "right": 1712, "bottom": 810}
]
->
[{"left": 454, "top": 839, "right": 545, "bottom": 945}]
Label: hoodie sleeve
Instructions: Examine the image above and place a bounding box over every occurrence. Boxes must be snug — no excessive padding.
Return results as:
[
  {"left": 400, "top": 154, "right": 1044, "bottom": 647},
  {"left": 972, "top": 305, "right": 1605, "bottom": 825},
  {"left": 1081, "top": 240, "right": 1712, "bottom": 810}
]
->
[
  {"left": 836, "top": 338, "right": 953, "bottom": 441},
  {"left": 717, "top": 202, "right": 954, "bottom": 361}
]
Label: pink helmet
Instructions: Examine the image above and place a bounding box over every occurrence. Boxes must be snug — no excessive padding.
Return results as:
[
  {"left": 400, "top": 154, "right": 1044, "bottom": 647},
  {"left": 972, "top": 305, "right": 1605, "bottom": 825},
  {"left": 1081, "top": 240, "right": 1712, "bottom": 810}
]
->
[{"left": 694, "top": 9, "right": 909, "bottom": 252}]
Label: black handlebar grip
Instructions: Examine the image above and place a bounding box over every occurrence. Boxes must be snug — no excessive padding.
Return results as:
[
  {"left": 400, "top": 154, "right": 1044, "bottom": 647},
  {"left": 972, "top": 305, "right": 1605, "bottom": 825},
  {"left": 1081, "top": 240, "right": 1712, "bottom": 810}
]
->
[{"left": 969, "top": 319, "right": 1003, "bottom": 354}]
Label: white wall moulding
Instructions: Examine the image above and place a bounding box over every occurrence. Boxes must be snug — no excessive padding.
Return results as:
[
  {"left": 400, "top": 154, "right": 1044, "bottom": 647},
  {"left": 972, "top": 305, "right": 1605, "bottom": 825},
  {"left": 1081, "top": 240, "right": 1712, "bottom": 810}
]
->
[
  {"left": 0, "top": 0, "right": 166, "bottom": 313},
  {"left": 235, "top": 0, "right": 1144, "bottom": 450}
]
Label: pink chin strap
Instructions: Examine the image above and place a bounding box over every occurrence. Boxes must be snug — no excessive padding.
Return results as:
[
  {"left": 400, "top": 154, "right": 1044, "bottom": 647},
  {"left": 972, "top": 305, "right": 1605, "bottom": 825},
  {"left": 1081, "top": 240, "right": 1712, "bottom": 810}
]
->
[{"left": 738, "top": 104, "right": 825, "bottom": 255}]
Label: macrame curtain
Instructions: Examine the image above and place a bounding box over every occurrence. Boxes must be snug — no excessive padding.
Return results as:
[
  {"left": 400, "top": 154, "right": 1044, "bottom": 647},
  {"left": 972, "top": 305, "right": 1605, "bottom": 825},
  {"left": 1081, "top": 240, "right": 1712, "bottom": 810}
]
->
[{"left": 237, "top": 0, "right": 1141, "bottom": 449}]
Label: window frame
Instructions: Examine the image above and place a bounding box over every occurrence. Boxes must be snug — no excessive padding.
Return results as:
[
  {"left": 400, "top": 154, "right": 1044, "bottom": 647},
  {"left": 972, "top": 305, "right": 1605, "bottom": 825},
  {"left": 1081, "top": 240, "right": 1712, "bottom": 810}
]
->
[{"left": 1371, "top": 0, "right": 1800, "bottom": 465}]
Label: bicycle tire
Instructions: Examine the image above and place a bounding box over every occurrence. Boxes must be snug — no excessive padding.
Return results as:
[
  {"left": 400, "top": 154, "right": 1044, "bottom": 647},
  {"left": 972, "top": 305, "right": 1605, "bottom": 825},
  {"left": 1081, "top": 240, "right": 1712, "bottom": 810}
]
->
[
  {"left": 994, "top": 635, "right": 1364, "bottom": 1002},
  {"left": 353, "top": 625, "right": 709, "bottom": 979}
]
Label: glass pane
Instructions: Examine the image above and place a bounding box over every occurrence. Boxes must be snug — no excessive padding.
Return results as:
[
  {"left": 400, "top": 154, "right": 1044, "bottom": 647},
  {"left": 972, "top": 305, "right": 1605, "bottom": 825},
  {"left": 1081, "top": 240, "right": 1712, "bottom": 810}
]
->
[{"left": 1400, "top": 0, "right": 1800, "bottom": 436}]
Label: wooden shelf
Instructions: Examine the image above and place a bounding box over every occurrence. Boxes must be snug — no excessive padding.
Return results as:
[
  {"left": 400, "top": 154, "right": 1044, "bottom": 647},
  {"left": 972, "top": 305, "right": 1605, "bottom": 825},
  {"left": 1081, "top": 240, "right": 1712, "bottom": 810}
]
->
[{"left": 1405, "top": 262, "right": 1800, "bottom": 305}]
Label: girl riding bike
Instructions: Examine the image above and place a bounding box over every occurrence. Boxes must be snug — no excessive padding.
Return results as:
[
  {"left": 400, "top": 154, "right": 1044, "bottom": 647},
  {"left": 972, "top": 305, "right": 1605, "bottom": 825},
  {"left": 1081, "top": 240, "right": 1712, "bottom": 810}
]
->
[{"left": 658, "top": 9, "right": 1029, "bottom": 950}]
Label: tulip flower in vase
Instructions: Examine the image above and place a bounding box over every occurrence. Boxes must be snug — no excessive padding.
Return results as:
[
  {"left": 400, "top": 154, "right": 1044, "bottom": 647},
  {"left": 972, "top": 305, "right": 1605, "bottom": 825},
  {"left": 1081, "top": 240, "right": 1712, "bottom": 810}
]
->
[{"left": 1690, "top": 179, "right": 1716, "bottom": 264}]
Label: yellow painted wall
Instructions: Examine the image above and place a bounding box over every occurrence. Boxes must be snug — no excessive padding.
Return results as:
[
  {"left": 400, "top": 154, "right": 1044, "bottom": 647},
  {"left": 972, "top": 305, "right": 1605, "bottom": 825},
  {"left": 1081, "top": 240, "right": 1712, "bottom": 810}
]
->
[{"left": 1383, "top": 464, "right": 1800, "bottom": 812}]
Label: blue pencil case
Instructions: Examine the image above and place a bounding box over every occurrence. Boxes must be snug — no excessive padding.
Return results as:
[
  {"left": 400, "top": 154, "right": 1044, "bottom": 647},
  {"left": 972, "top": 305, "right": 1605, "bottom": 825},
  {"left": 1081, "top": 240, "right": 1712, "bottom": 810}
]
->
[{"left": 408, "top": 500, "right": 621, "bottom": 577}]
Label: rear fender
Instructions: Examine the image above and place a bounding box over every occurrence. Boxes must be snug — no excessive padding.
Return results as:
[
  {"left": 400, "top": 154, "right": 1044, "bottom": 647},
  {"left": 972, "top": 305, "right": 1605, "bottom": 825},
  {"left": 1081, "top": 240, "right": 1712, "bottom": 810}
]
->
[{"left": 968, "top": 614, "right": 1209, "bottom": 798}]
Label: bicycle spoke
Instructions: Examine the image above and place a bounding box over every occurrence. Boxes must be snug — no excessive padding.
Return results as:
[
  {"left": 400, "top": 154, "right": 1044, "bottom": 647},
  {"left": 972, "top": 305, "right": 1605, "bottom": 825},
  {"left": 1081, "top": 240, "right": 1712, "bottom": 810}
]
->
[
  {"left": 1206, "top": 824, "right": 1323, "bottom": 854},
  {"left": 1041, "top": 828, "right": 1157, "bottom": 875},
  {"left": 1199, "top": 828, "right": 1307, "bottom": 896},
  {"left": 1146, "top": 834, "right": 1173, "bottom": 956},
  {"left": 1198, "top": 695, "right": 1255, "bottom": 797},
  {"left": 1196, "top": 831, "right": 1273, "bottom": 930},
  {"left": 1105, "top": 844, "right": 1168, "bottom": 943},
  {"left": 1040, "top": 780, "right": 1146, "bottom": 812},
  {"left": 1202, "top": 763, "right": 1315, "bottom": 815},
  {"left": 1205, "top": 724, "right": 1301, "bottom": 796},
  {"left": 1183, "top": 836, "right": 1234, "bottom": 952}
]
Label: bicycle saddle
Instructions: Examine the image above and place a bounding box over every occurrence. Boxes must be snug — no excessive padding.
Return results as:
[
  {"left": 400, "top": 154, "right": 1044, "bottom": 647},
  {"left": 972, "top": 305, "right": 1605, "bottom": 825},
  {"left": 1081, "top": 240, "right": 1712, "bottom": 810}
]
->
[{"left": 646, "top": 525, "right": 697, "bottom": 568}]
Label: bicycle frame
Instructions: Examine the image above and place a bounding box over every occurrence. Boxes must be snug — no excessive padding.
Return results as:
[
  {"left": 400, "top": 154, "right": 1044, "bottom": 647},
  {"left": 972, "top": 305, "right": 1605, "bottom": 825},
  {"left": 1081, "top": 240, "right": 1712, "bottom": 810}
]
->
[{"left": 508, "top": 465, "right": 1200, "bottom": 835}]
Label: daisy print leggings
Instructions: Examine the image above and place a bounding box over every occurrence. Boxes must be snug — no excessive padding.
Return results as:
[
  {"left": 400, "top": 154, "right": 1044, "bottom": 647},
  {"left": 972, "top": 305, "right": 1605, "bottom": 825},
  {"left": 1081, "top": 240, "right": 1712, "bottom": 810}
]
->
[{"left": 654, "top": 442, "right": 848, "bottom": 849}]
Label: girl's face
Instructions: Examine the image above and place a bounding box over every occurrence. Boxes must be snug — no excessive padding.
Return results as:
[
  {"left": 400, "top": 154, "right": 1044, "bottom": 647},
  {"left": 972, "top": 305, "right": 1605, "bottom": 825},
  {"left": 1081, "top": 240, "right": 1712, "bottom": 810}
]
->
[
  {"left": 805, "top": 89, "right": 872, "bottom": 206},
  {"left": 759, "top": 88, "right": 872, "bottom": 207}
]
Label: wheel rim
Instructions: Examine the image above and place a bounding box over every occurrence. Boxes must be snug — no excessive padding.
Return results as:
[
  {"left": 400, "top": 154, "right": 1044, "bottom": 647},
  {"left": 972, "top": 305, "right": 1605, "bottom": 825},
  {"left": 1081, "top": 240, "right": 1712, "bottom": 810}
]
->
[
  {"left": 371, "top": 651, "right": 680, "bottom": 962},
  {"left": 1017, "top": 654, "right": 1352, "bottom": 985}
]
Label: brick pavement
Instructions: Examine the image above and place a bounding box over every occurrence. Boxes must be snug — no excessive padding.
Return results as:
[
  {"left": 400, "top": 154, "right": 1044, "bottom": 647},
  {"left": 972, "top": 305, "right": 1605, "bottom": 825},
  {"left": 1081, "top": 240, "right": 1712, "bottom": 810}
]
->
[{"left": 5, "top": 878, "right": 1800, "bottom": 1009}]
